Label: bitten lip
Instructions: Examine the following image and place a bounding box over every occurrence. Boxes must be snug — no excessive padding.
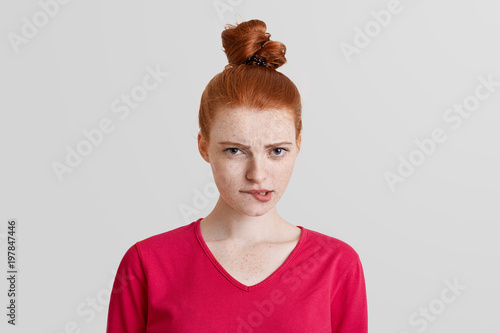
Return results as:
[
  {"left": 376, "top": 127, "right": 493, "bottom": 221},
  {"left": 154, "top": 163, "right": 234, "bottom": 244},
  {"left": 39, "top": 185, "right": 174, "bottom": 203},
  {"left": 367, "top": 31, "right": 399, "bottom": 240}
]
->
[{"left": 242, "top": 189, "right": 272, "bottom": 193}]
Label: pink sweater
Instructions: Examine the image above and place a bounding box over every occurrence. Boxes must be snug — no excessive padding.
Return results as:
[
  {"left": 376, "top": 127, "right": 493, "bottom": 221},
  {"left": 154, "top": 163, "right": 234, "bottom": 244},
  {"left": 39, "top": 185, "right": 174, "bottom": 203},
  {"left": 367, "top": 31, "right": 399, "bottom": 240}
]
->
[{"left": 106, "top": 218, "right": 368, "bottom": 332}]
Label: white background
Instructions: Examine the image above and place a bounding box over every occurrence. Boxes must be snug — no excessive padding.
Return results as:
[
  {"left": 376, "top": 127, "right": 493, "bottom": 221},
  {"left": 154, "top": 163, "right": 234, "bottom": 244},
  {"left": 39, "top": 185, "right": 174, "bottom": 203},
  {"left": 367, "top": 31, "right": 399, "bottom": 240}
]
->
[{"left": 1, "top": 0, "right": 499, "bottom": 332}]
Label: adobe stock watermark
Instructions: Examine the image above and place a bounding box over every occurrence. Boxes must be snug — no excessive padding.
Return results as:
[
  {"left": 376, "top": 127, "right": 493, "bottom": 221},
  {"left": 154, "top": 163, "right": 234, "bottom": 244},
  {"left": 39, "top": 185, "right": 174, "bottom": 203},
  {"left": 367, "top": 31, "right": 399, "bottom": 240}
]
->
[
  {"left": 399, "top": 278, "right": 467, "bottom": 333},
  {"left": 384, "top": 73, "right": 499, "bottom": 192},
  {"left": 51, "top": 269, "right": 135, "bottom": 333},
  {"left": 179, "top": 170, "right": 219, "bottom": 224},
  {"left": 339, "top": 0, "right": 417, "bottom": 63},
  {"left": 212, "top": 0, "right": 243, "bottom": 22},
  {"left": 235, "top": 233, "right": 333, "bottom": 332},
  {"left": 51, "top": 64, "right": 169, "bottom": 182},
  {"left": 7, "top": 0, "right": 72, "bottom": 53}
]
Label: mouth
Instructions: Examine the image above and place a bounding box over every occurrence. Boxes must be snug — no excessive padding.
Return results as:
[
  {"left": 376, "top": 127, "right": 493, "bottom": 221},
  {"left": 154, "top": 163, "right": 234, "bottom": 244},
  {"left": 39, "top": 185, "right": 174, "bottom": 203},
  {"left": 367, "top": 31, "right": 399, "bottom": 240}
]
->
[
  {"left": 242, "top": 189, "right": 272, "bottom": 195},
  {"left": 242, "top": 190, "right": 273, "bottom": 202}
]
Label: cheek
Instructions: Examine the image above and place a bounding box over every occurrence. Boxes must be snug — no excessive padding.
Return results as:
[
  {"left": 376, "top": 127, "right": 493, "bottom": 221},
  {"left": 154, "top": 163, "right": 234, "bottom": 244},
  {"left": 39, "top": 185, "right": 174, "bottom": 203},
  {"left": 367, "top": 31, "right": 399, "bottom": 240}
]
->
[
  {"left": 274, "top": 158, "right": 295, "bottom": 172},
  {"left": 273, "top": 160, "right": 295, "bottom": 183},
  {"left": 212, "top": 158, "right": 238, "bottom": 175},
  {"left": 212, "top": 161, "right": 241, "bottom": 188}
]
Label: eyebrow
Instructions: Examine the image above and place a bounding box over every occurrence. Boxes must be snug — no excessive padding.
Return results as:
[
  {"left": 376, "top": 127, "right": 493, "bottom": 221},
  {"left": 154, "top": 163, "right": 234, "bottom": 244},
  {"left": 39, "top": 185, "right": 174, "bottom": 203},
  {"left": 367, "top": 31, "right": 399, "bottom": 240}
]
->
[{"left": 217, "top": 141, "right": 293, "bottom": 149}]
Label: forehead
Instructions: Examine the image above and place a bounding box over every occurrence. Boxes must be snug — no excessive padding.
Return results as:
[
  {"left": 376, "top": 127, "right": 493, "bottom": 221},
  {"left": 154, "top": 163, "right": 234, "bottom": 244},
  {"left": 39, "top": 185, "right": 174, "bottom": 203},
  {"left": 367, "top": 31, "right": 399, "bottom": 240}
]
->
[{"left": 211, "top": 108, "right": 295, "bottom": 140}]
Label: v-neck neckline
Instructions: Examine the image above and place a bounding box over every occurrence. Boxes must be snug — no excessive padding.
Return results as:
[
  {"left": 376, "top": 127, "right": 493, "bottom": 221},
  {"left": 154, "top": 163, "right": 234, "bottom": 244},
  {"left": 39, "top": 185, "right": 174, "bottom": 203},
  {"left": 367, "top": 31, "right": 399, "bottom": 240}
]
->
[{"left": 194, "top": 217, "right": 307, "bottom": 292}]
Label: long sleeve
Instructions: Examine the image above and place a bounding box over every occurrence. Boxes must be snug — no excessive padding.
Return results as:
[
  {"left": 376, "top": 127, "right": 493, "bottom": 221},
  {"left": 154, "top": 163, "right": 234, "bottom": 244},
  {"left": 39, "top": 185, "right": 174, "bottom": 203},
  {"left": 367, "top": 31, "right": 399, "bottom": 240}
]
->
[
  {"left": 330, "top": 256, "right": 368, "bottom": 332},
  {"left": 106, "top": 243, "right": 148, "bottom": 333}
]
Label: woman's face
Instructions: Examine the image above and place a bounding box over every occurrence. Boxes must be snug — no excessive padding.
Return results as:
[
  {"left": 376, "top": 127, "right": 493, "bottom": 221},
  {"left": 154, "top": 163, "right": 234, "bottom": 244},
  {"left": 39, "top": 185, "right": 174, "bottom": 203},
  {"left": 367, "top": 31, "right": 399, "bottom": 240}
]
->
[{"left": 198, "top": 107, "right": 301, "bottom": 217}]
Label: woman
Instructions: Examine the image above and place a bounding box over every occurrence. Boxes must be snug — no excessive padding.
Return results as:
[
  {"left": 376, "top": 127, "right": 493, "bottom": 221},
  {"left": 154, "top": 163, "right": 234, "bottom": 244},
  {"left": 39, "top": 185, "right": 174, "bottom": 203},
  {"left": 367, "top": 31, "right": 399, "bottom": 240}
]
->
[{"left": 106, "top": 19, "right": 368, "bottom": 332}]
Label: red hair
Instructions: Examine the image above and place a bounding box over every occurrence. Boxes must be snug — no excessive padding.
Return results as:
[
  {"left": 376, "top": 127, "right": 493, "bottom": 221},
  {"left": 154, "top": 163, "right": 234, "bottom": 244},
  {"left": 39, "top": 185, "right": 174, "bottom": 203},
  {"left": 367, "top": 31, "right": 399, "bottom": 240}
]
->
[{"left": 198, "top": 19, "right": 302, "bottom": 142}]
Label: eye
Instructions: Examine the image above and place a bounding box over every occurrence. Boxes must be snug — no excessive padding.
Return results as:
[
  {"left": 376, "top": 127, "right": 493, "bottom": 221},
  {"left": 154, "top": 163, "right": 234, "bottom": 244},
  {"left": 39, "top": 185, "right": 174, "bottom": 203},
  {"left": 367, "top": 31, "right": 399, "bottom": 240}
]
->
[
  {"left": 223, "top": 147, "right": 289, "bottom": 157},
  {"left": 271, "top": 148, "right": 289, "bottom": 156},
  {"left": 224, "top": 148, "right": 242, "bottom": 155}
]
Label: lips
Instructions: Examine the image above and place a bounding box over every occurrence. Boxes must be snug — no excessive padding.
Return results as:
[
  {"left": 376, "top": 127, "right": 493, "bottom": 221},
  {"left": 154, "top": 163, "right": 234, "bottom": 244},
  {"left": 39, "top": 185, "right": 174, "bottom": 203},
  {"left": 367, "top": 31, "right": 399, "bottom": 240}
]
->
[
  {"left": 243, "top": 189, "right": 272, "bottom": 194},
  {"left": 244, "top": 191, "right": 273, "bottom": 202}
]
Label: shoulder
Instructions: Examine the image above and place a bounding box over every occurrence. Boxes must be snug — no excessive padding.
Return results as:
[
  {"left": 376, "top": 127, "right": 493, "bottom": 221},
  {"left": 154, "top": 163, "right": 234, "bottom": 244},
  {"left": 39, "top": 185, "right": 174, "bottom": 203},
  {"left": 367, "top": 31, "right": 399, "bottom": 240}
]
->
[
  {"left": 304, "top": 227, "right": 361, "bottom": 258},
  {"left": 137, "top": 222, "right": 194, "bottom": 246},
  {"left": 301, "top": 226, "right": 362, "bottom": 273},
  {"left": 119, "top": 221, "right": 197, "bottom": 265},
  {"left": 134, "top": 221, "right": 197, "bottom": 255}
]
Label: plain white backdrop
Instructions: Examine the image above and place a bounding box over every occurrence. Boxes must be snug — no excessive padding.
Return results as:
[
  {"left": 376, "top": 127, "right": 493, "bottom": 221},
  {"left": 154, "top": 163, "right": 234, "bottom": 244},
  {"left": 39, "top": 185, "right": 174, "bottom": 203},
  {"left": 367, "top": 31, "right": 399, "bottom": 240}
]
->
[{"left": 1, "top": 0, "right": 499, "bottom": 332}]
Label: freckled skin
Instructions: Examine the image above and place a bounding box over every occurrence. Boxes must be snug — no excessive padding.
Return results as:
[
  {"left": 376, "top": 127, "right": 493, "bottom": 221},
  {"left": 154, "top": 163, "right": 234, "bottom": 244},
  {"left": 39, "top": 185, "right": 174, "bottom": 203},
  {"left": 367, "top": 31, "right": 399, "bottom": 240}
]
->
[
  {"left": 197, "top": 107, "right": 303, "bottom": 286},
  {"left": 198, "top": 107, "right": 301, "bottom": 225}
]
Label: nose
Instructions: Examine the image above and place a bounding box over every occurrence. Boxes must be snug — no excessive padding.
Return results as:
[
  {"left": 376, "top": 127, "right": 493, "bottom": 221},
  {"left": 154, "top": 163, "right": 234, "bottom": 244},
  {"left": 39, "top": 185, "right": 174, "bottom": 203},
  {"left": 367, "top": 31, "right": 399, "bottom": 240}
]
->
[{"left": 246, "top": 155, "right": 268, "bottom": 184}]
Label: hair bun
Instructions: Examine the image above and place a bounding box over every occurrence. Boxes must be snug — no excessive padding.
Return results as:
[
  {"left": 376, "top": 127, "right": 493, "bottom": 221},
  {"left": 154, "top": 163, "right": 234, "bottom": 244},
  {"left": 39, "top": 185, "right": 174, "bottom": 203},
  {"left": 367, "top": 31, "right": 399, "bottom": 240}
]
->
[{"left": 221, "top": 19, "right": 287, "bottom": 70}]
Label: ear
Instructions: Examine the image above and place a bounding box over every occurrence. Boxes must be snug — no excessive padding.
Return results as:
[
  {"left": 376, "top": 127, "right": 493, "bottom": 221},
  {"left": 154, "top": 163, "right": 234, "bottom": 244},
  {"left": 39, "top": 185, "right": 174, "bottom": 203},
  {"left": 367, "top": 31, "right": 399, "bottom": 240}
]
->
[
  {"left": 198, "top": 132, "right": 210, "bottom": 163},
  {"left": 296, "top": 134, "right": 302, "bottom": 154}
]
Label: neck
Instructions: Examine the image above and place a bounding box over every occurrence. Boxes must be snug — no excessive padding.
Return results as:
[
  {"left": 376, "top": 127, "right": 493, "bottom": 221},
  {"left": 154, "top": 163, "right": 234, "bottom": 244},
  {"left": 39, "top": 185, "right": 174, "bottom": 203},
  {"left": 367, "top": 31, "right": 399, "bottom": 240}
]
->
[{"left": 200, "top": 196, "right": 289, "bottom": 245}]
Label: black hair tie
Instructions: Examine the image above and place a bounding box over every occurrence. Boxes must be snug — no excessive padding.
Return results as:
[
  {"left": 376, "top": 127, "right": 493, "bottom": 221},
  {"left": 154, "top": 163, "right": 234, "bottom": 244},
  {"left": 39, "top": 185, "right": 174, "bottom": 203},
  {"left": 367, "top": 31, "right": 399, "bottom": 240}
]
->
[{"left": 244, "top": 55, "right": 271, "bottom": 68}]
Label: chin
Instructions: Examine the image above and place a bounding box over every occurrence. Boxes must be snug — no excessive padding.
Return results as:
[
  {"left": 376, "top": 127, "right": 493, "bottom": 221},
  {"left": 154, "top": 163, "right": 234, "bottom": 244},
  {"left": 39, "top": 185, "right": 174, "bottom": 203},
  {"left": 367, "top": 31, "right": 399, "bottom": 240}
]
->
[
  {"left": 220, "top": 192, "right": 277, "bottom": 215},
  {"left": 237, "top": 203, "right": 275, "bottom": 216},
  {"left": 244, "top": 208, "right": 271, "bottom": 216},
  {"left": 238, "top": 211, "right": 271, "bottom": 218}
]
